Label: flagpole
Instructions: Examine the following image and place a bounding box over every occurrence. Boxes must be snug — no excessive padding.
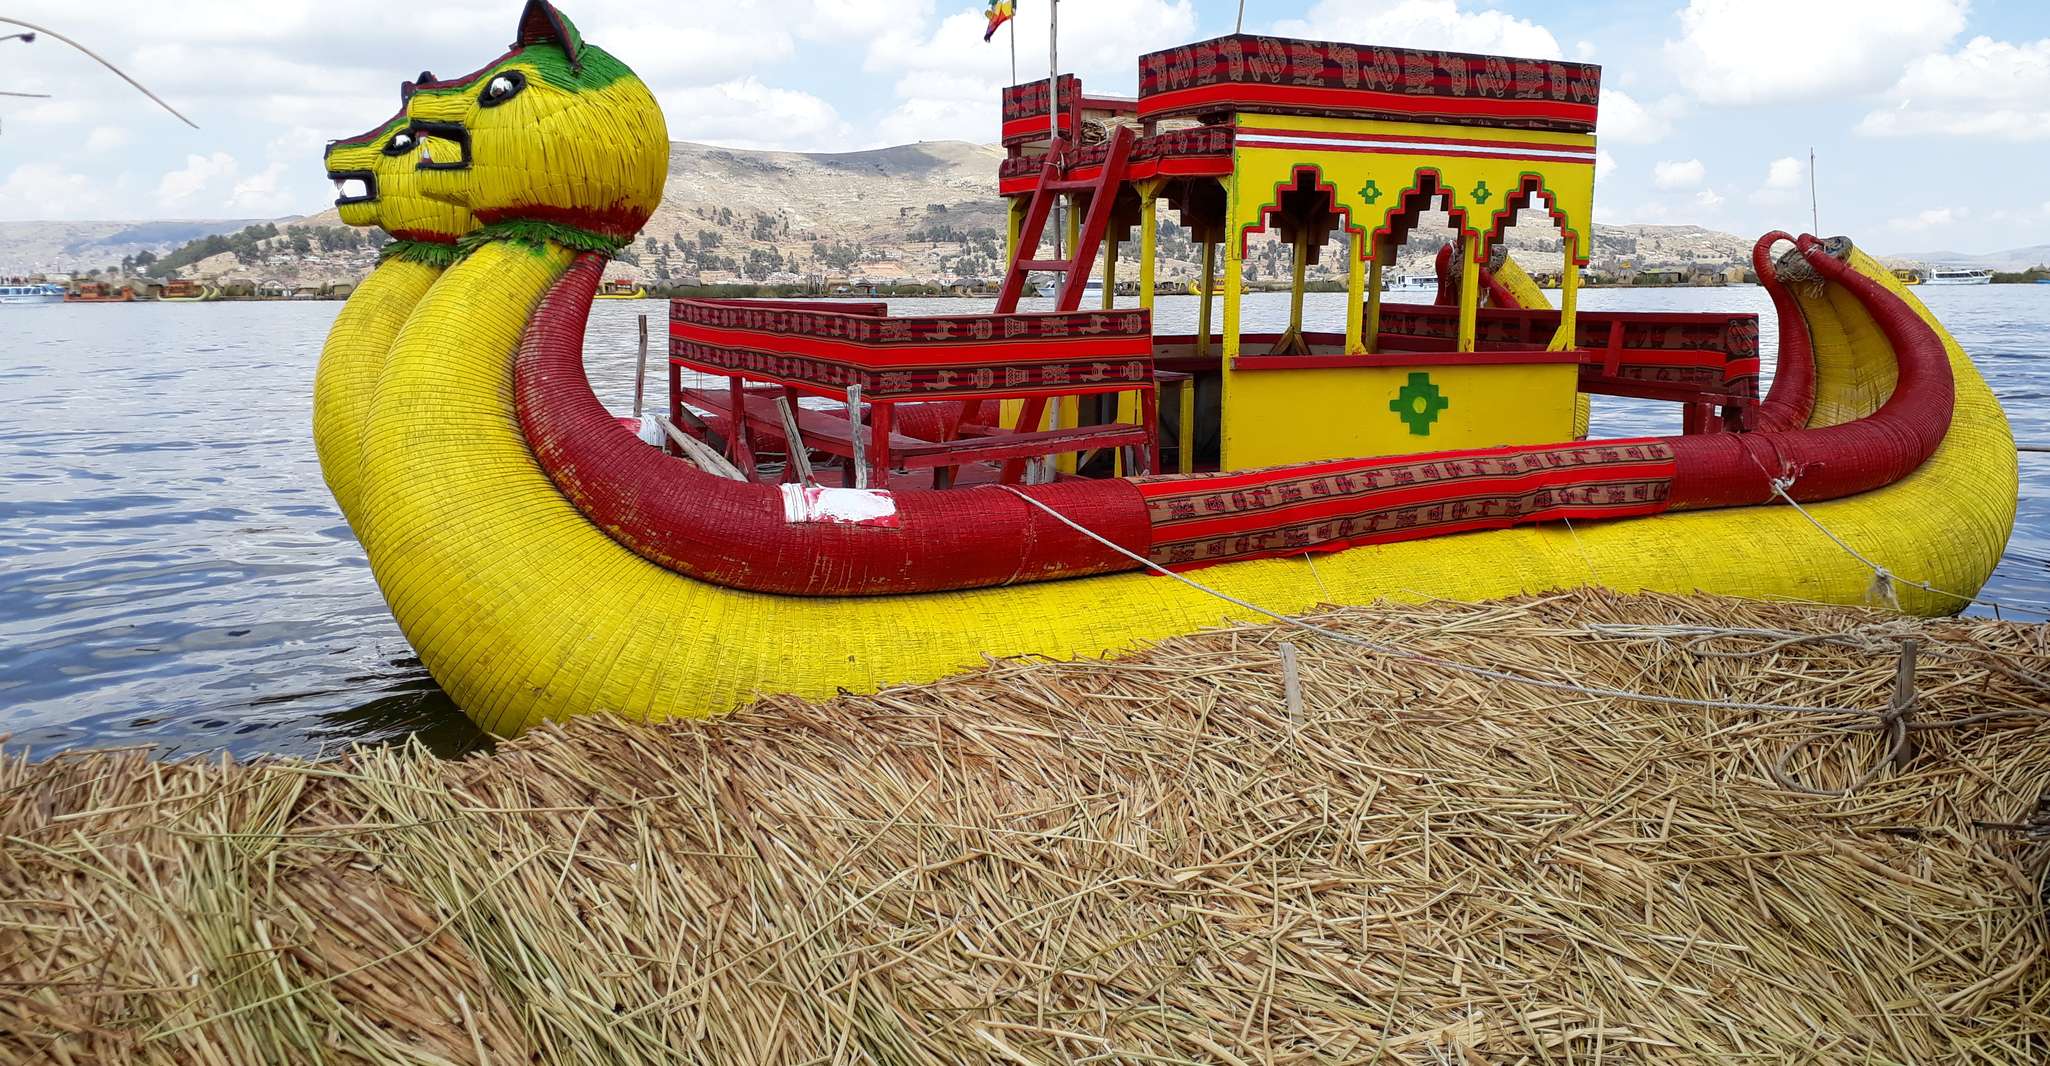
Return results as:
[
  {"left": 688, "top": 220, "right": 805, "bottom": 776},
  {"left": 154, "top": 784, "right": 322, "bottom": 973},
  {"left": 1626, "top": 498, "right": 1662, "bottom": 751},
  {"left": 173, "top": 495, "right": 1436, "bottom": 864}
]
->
[
  {"left": 1049, "top": 0, "right": 1062, "bottom": 285},
  {"left": 1009, "top": 12, "right": 1016, "bottom": 84},
  {"left": 1236, "top": 0, "right": 1245, "bottom": 32}
]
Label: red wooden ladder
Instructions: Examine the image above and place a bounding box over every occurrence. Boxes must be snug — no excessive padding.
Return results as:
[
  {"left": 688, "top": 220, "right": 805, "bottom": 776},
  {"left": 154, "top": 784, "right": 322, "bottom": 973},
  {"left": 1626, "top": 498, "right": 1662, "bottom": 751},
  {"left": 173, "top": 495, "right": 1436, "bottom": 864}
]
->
[
  {"left": 993, "top": 124, "right": 1137, "bottom": 314},
  {"left": 989, "top": 125, "right": 1138, "bottom": 481}
]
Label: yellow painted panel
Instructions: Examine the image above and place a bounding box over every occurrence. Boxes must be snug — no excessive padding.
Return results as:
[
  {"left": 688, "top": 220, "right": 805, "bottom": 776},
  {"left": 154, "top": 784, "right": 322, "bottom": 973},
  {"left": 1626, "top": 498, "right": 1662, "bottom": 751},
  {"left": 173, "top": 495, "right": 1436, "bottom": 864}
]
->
[
  {"left": 1231, "top": 115, "right": 1596, "bottom": 269},
  {"left": 1223, "top": 361, "right": 1577, "bottom": 469}
]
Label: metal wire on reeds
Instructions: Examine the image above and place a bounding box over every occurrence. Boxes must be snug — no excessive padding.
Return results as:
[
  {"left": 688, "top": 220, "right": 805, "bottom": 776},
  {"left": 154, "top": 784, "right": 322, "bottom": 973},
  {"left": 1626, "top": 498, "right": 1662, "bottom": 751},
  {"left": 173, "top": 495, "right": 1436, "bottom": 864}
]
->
[{"left": 3, "top": 590, "right": 2046, "bottom": 1064}]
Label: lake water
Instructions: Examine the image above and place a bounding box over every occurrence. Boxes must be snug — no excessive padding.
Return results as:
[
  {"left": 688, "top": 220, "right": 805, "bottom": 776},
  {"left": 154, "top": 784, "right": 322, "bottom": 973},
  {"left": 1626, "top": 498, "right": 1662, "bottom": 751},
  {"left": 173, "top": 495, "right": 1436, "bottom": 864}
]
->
[{"left": 3, "top": 285, "right": 2046, "bottom": 757}]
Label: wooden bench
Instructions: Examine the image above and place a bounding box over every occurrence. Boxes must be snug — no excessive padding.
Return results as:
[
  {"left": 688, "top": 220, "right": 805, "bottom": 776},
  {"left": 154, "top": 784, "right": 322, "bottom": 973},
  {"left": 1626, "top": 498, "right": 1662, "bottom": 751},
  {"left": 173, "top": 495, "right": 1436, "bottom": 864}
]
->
[
  {"left": 670, "top": 299, "right": 1161, "bottom": 488},
  {"left": 682, "top": 387, "right": 1154, "bottom": 488}
]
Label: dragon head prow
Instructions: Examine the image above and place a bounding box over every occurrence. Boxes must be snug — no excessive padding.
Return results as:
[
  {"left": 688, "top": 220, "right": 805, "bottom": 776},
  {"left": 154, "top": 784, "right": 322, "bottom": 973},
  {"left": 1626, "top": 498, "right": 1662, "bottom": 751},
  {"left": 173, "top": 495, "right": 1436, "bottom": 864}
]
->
[
  {"left": 405, "top": 1, "right": 668, "bottom": 253},
  {"left": 323, "top": 79, "right": 478, "bottom": 247}
]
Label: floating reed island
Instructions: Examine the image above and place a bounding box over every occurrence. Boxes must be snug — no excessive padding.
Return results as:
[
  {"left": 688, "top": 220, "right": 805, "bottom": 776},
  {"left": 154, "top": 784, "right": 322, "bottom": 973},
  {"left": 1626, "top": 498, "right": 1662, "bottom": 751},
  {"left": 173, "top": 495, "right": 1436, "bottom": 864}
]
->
[{"left": 3, "top": 591, "right": 2047, "bottom": 1064}]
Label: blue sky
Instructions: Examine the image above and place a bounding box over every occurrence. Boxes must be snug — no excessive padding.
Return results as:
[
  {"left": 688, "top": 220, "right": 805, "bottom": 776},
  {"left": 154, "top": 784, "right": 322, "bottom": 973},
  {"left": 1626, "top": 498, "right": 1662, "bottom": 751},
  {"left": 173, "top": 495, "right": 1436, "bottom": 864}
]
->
[{"left": 2, "top": 0, "right": 2045, "bottom": 253}]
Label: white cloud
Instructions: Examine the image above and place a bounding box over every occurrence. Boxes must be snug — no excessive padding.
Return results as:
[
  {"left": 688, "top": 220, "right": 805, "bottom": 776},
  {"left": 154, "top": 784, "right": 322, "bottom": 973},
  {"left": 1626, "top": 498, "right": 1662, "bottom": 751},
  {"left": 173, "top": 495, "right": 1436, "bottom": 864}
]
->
[
  {"left": 1597, "top": 88, "right": 1676, "bottom": 144},
  {"left": 1664, "top": 0, "right": 1968, "bottom": 105},
  {"left": 1274, "top": 0, "right": 1562, "bottom": 59},
  {"left": 1749, "top": 155, "right": 1806, "bottom": 206},
  {"left": 85, "top": 126, "right": 133, "bottom": 154},
  {"left": 866, "top": 0, "right": 1196, "bottom": 144},
  {"left": 0, "top": 163, "right": 119, "bottom": 221},
  {"left": 1889, "top": 207, "right": 1966, "bottom": 231},
  {"left": 153, "top": 151, "right": 301, "bottom": 216},
  {"left": 1857, "top": 36, "right": 2050, "bottom": 140},
  {"left": 1652, "top": 159, "right": 1707, "bottom": 189},
  {"left": 1594, "top": 150, "right": 1617, "bottom": 181},
  {"left": 1764, "top": 156, "right": 1804, "bottom": 189},
  {"left": 157, "top": 153, "right": 240, "bottom": 209},
  {"left": 1695, "top": 188, "right": 1724, "bottom": 209},
  {"left": 660, "top": 78, "right": 852, "bottom": 151}
]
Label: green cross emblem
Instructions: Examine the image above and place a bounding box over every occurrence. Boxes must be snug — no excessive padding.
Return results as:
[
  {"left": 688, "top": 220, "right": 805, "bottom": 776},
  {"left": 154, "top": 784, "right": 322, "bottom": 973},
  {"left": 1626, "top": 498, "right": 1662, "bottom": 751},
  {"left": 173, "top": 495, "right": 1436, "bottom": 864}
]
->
[
  {"left": 1390, "top": 372, "right": 1449, "bottom": 435},
  {"left": 1358, "top": 179, "right": 1382, "bottom": 204},
  {"left": 1471, "top": 181, "right": 1493, "bottom": 204}
]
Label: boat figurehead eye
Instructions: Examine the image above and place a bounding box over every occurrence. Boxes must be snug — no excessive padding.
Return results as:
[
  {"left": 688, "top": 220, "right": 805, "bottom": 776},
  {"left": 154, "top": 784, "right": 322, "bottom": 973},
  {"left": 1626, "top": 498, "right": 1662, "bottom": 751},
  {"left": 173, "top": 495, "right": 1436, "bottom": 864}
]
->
[
  {"left": 479, "top": 71, "right": 527, "bottom": 108},
  {"left": 383, "top": 130, "right": 415, "bottom": 156}
]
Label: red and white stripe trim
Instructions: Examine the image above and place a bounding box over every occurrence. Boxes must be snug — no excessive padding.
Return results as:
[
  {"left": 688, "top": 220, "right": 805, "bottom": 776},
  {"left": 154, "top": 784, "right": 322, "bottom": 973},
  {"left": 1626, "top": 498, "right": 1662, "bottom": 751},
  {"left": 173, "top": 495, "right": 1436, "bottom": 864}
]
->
[{"left": 1236, "top": 127, "right": 1596, "bottom": 165}]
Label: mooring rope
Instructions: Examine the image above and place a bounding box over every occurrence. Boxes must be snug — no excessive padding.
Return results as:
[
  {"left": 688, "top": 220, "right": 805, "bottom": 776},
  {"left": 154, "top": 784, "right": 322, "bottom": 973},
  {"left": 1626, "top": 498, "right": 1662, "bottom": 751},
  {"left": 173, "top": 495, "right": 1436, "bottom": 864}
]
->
[
  {"left": 1002, "top": 485, "right": 1889, "bottom": 718},
  {"left": 1759, "top": 468, "right": 2050, "bottom": 620},
  {"left": 1000, "top": 485, "right": 2048, "bottom": 797}
]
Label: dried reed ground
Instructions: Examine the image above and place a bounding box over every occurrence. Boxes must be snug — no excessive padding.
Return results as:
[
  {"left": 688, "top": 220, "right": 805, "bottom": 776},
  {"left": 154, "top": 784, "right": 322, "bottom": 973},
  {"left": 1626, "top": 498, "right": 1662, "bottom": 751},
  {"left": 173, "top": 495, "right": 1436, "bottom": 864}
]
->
[{"left": 2, "top": 591, "right": 2047, "bottom": 1064}]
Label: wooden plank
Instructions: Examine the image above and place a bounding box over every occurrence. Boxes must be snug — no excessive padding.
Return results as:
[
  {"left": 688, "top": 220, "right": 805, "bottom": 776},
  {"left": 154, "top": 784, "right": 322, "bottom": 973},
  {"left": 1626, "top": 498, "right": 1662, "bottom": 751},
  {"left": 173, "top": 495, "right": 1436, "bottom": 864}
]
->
[
  {"left": 655, "top": 417, "right": 747, "bottom": 481},
  {"left": 774, "top": 395, "right": 816, "bottom": 486}
]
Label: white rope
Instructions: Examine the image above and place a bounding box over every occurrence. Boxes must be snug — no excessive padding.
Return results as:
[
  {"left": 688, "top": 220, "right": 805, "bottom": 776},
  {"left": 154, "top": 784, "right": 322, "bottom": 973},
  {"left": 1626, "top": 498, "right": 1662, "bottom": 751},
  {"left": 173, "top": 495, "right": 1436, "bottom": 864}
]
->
[
  {"left": 1761, "top": 472, "right": 2050, "bottom": 619},
  {"left": 995, "top": 485, "right": 1907, "bottom": 720}
]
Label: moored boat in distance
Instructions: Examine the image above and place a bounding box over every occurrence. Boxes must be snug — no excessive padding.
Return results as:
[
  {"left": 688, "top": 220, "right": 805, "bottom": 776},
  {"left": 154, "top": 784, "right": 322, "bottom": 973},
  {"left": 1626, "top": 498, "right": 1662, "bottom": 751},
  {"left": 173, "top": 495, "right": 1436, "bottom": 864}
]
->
[
  {"left": 64, "top": 282, "right": 136, "bottom": 303},
  {"left": 1926, "top": 268, "right": 1992, "bottom": 285},
  {"left": 1386, "top": 273, "right": 1438, "bottom": 293},
  {"left": 317, "top": 6, "right": 2017, "bottom": 734},
  {"left": 595, "top": 278, "right": 647, "bottom": 299},
  {"left": 0, "top": 282, "right": 65, "bottom": 305}
]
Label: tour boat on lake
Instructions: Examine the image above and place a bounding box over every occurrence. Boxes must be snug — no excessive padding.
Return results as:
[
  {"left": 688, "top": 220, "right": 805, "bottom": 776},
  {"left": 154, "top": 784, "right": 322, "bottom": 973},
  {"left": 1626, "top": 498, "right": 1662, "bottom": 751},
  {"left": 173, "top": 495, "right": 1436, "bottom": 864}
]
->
[
  {"left": 0, "top": 282, "right": 64, "bottom": 305},
  {"left": 1926, "top": 268, "right": 1993, "bottom": 285},
  {"left": 316, "top": 4, "right": 2016, "bottom": 733}
]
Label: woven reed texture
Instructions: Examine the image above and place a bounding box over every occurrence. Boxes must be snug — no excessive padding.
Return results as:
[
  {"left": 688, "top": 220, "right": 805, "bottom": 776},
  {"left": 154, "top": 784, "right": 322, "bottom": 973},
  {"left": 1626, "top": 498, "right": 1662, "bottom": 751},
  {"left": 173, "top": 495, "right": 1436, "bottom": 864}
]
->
[
  {"left": 346, "top": 231, "right": 2015, "bottom": 733},
  {"left": 325, "top": 110, "right": 478, "bottom": 240},
  {"left": 311, "top": 116, "right": 481, "bottom": 526},
  {"left": 323, "top": 10, "right": 2011, "bottom": 731},
  {"left": 312, "top": 259, "right": 441, "bottom": 526},
  {"left": 1667, "top": 238, "right": 1953, "bottom": 509},
  {"left": 3, "top": 592, "right": 2045, "bottom": 1063},
  {"left": 404, "top": 40, "right": 667, "bottom": 245},
  {"left": 1752, "top": 232, "right": 1816, "bottom": 431}
]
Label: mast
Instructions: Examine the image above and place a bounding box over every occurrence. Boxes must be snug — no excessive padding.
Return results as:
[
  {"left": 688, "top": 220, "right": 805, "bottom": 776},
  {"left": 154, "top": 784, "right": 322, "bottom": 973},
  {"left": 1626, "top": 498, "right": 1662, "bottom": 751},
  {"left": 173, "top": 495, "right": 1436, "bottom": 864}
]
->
[
  {"left": 1809, "top": 147, "right": 1818, "bottom": 235},
  {"left": 1048, "top": 0, "right": 1063, "bottom": 302}
]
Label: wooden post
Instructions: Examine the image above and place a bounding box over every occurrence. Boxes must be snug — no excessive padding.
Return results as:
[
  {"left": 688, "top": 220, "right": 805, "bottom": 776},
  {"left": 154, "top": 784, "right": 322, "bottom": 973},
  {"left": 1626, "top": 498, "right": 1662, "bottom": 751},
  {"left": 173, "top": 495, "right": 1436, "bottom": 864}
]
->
[
  {"left": 1344, "top": 235, "right": 1366, "bottom": 354},
  {"left": 1220, "top": 225, "right": 1244, "bottom": 471},
  {"left": 1118, "top": 182, "right": 1162, "bottom": 475},
  {"left": 1456, "top": 230, "right": 1481, "bottom": 353},
  {"left": 1550, "top": 232, "right": 1582, "bottom": 351},
  {"left": 774, "top": 394, "right": 815, "bottom": 485},
  {"left": 727, "top": 375, "right": 758, "bottom": 480},
  {"left": 1272, "top": 229, "right": 1309, "bottom": 356},
  {"left": 1006, "top": 197, "right": 1025, "bottom": 269},
  {"left": 846, "top": 384, "right": 867, "bottom": 489},
  {"left": 1101, "top": 232, "right": 1117, "bottom": 310},
  {"left": 666, "top": 362, "right": 683, "bottom": 456},
  {"left": 1195, "top": 241, "right": 1216, "bottom": 358},
  {"left": 1365, "top": 251, "right": 1384, "bottom": 355},
  {"left": 869, "top": 400, "right": 893, "bottom": 489},
  {"left": 632, "top": 313, "right": 649, "bottom": 417},
  {"left": 1890, "top": 638, "right": 1919, "bottom": 771},
  {"left": 1177, "top": 377, "right": 1195, "bottom": 474}
]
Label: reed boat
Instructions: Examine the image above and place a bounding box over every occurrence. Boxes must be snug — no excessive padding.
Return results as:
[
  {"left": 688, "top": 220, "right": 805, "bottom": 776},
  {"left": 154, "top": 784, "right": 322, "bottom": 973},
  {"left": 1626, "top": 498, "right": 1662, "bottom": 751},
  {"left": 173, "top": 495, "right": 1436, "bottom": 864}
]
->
[
  {"left": 315, "top": 3, "right": 2016, "bottom": 735},
  {"left": 595, "top": 278, "right": 646, "bottom": 299}
]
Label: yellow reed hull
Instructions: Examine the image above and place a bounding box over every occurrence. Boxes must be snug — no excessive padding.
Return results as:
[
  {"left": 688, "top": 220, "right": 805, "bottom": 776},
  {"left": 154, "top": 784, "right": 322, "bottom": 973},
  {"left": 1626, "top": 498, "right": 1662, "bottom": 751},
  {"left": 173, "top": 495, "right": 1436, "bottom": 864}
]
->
[{"left": 344, "top": 242, "right": 2015, "bottom": 736}]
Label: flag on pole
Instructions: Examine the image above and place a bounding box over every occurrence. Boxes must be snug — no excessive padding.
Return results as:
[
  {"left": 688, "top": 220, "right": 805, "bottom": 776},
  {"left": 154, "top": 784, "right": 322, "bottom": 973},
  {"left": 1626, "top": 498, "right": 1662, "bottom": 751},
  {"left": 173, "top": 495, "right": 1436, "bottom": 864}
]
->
[{"left": 983, "top": 0, "right": 1015, "bottom": 41}]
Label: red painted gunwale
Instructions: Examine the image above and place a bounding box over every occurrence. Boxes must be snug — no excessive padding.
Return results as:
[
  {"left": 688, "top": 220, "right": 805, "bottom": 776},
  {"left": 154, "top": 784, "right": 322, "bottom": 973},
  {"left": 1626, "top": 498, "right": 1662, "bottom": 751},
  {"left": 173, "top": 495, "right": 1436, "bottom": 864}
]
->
[{"left": 513, "top": 237, "right": 1951, "bottom": 597}]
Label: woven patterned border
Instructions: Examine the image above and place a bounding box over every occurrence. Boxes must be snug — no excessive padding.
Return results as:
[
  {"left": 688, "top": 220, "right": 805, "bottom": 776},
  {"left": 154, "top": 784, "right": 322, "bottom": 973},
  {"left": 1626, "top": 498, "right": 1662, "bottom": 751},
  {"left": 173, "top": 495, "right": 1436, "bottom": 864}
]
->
[
  {"left": 671, "top": 300, "right": 1148, "bottom": 344},
  {"left": 1137, "top": 35, "right": 1599, "bottom": 131},
  {"left": 1138, "top": 441, "right": 1675, "bottom": 566}
]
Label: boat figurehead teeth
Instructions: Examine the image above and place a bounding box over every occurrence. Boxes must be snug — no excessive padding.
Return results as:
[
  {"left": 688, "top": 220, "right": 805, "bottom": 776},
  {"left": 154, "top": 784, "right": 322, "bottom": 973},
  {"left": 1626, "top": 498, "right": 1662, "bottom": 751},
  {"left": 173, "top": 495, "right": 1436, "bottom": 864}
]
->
[
  {"left": 326, "top": 170, "right": 377, "bottom": 207},
  {"left": 408, "top": 121, "right": 473, "bottom": 173}
]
